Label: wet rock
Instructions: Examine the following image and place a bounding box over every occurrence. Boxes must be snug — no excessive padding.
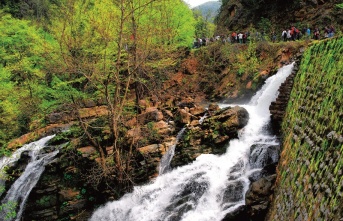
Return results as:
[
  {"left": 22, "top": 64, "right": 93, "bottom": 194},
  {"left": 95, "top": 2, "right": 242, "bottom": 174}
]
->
[
  {"left": 163, "top": 174, "right": 208, "bottom": 220},
  {"left": 245, "top": 174, "right": 277, "bottom": 220},
  {"left": 248, "top": 163, "right": 278, "bottom": 182},
  {"left": 249, "top": 145, "right": 280, "bottom": 169},
  {"left": 227, "top": 161, "right": 245, "bottom": 180},
  {"left": 171, "top": 105, "right": 249, "bottom": 168},
  {"left": 223, "top": 181, "right": 245, "bottom": 203},
  {"left": 221, "top": 205, "right": 249, "bottom": 221}
]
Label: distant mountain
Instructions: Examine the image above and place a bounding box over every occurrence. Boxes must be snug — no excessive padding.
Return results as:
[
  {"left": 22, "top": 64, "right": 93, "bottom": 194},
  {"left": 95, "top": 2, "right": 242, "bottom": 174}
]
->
[{"left": 193, "top": 1, "right": 221, "bottom": 22}]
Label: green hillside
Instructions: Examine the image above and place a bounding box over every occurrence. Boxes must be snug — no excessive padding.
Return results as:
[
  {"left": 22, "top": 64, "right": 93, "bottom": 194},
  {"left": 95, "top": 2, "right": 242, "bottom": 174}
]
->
[
  {"left": 268, "top": 37, "right": 343, "bottom": 220},
  {"left": 193, "top": 1, "right": 221, "bottom": 22}
]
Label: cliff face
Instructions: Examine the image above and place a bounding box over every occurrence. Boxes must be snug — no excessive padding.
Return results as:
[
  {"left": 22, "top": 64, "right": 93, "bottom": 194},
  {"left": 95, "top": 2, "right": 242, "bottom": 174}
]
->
[
  {"left": 217, "top": 0, "right": 343, "bottom": 32},
  {"left": 268, "top": 37, "right": 343, "bottom": 220}
]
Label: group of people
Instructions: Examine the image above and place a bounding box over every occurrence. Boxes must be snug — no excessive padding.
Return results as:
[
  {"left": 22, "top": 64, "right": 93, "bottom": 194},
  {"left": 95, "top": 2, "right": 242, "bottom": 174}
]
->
[
  {"left": 193, "top": 24, "right": 336, "bottom": 48},
  {"left": 193, "top": 32, "right": 249, "bottom": 48},
  {"left": 193, "top": 36, "right": 224, "bottom": 48},
  {"left": 281, "top": 25, "right": 335, "bottom": 41}
]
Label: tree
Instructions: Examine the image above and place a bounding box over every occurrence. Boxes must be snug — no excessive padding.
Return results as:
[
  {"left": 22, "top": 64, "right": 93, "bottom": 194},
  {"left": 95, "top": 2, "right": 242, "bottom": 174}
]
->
[
  {"left": 0, "top": 11, "right": 55, "bottom": 146},
  {"left": 193, "top": 9, "right": 215, "bottom": 38},
  {"left": 49, "top": 0, "right": 195, "bottom": 188}
]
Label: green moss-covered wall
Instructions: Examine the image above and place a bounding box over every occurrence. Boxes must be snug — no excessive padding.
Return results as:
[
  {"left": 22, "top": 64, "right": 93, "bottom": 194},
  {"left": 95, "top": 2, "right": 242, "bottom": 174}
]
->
[{"left": 268, "top": 37, "right": 343, "bottom": 220}]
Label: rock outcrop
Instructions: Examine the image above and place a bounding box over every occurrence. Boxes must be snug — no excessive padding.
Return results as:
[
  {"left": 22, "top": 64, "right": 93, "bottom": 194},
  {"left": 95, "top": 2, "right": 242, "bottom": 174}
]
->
[
  {"left": 245, "top": 174, "right": 277, "bottom": 220},
  {"left": 217, "top": 0, "right": 343, "bottom": 33},
  {"left": 171, "top": 105, "right": 249, "bottom": 168}
]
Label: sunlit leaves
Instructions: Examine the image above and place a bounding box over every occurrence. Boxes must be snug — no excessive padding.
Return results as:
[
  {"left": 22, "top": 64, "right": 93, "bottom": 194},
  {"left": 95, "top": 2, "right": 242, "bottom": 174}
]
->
[
  {"left": 0, "top": 11, "right": 56, "bottom": 144},
  {"left": 336, "top": 3, "right": 343, "bottom": 9}
]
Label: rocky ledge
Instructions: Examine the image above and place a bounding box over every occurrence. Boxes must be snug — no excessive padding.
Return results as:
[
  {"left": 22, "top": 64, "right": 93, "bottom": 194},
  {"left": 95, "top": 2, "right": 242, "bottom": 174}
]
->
[{"left": 171, "top": 104, "right": 249, "bottom": 168}]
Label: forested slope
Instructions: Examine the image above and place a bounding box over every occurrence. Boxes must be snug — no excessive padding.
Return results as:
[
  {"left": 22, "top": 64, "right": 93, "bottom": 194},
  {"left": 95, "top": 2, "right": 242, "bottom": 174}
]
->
[
  {"left": 216, "top": 0, "right": 343, "bottom": 34},
  {"left": 268, "top": 37, "right": 343, "bottom": 220}
]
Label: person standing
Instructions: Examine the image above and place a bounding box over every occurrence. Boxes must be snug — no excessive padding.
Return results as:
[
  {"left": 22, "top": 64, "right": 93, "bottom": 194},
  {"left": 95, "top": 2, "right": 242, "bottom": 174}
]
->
[
  {"left": 314, "top": 27, "right": 320, "bottom": 40},
  {"left": 287, "top": 29, "right": 292, "bottom": 41},
  {"left": 271, "top": 31, "right": 276, "bottom": 43},
  {"left": 231, "top": 32, "right": 237, "bottom": 43},
  {"left": 306, "top": 28, "right": 311, "bottom": 39},
  {"left": 238, "top": 32, "right": 243, "bottom": 44},
  {"left": 282, "top": 29, "right": 287, "bottom": 41},
  {"left": 329, "top": 25, "right": 335, "bottom": 38}
]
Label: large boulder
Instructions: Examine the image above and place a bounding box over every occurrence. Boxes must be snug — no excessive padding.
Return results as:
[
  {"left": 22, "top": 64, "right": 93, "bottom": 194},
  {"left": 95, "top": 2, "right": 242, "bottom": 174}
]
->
[
  {"left": 245, "top": 174, "right": 277, "bottom": 220},
  {"left": 171, "top": 105, "right": 249, "bottom": 168},
  {"left": 249, "top": 145, "right": 280, "bottom": 169}
]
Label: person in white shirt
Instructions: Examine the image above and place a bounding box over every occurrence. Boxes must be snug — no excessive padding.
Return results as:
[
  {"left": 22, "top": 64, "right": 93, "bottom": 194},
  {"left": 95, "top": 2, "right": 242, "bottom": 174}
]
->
[
  {"left": 238, "top": 32, "right": 243, "bottom": 44},
  {"left": 282, "top": 30, "right": 287, "bottom": 41}
]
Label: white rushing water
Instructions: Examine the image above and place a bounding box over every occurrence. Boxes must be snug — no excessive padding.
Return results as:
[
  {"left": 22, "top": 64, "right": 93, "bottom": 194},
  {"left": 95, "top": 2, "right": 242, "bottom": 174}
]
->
[
  {"left": 0, "top": 135, "right": 57, "bottom": 221},
  {"left": 90, "top": 63, "right": 294, "bottom": 221},
  {"left": 0, "top": 135, "right": 55, "bottom": 189}
]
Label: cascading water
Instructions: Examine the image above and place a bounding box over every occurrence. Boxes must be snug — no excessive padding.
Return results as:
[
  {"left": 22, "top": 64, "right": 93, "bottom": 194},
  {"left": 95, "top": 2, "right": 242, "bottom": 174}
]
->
[
  {"left": 159, "top": 128, "right": 186, "bottom": 175},
  {"left": 160, "top": 112, "right": 207, "bottom": 175},
  {"left": 159, "top": 113, "right": 207, "bottom": 175},
  {"left": 0, "top": 135, "right": 57, "bottom": 221},
  {"left": 90, "top": 63, "right": 294, "bottom": 221}
]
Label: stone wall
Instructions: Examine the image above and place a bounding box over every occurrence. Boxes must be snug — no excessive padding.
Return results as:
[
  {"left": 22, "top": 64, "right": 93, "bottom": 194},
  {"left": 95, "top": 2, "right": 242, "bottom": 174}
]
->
[
  {"left": 270, "top": 53, "right": 303, "bottom": 134},
  {"left": 267, "top": 37, "right": 343, "bottom": 220}
]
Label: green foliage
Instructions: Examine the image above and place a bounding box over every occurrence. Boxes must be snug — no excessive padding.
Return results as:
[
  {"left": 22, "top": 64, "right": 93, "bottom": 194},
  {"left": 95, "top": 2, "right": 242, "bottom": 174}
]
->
[
  {"left": 0, "top": 0, "right": 54, "bottom": 22},
  {"left": 76, "top": 188, "right": 87, "bottom": 199},
  {"left": 63, "top": 173, "right": 73, "bottom": 181},
  {"left": 257, "top": 17, "right": 272, "bottom": 34},
  {"left": 336, "top": 3, "right": 343, "bottom": 9},
  {"left": 0, "top": 200, "right": 17, "bottom": 220},
  {"left": 145, "top": 122, "right": 161, "bottom": 143},
  {"left": 0, "top": 185, "right": 5, "bottom": 196},
  {"left": 192, "top": 1, "right": 220, "bottom": 22},
  {"left": 0, "top": 11, "right": 59, "bottom": 145},
  {"left": 234, "top": 41, "right": 260, "bottom": 78},
  {"left": 0, "top": 148, "right": 12, "bottom": 158},
  {"left": 60, "top": 201, "right": 69, "bottom": 208},
  {"left": 193, "top": 9, "right": 215, "bottom": 38},
  {"left": 36, "top": 195, "right": 53, "bottom": 207},
  {"left": 48, "top": 126, "right": 83, "bottom": 146}
]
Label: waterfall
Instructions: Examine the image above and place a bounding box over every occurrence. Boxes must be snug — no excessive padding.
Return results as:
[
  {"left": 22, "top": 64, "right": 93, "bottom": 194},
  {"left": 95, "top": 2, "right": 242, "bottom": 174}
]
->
[
  {"left": 90, "top": 63, "right": 294, "bottom": 221},
  {"left": 159, "top": 113, "right": 207, "bottom": 175},
  {"left": 0, "top": 135, "right": 57, "bottom": 221},
  {"left": 0, "top": 135, "right": 55, "bottom": 192},
  {"left": 159, "top": 128, "right": 186, "bottom": 175}
]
